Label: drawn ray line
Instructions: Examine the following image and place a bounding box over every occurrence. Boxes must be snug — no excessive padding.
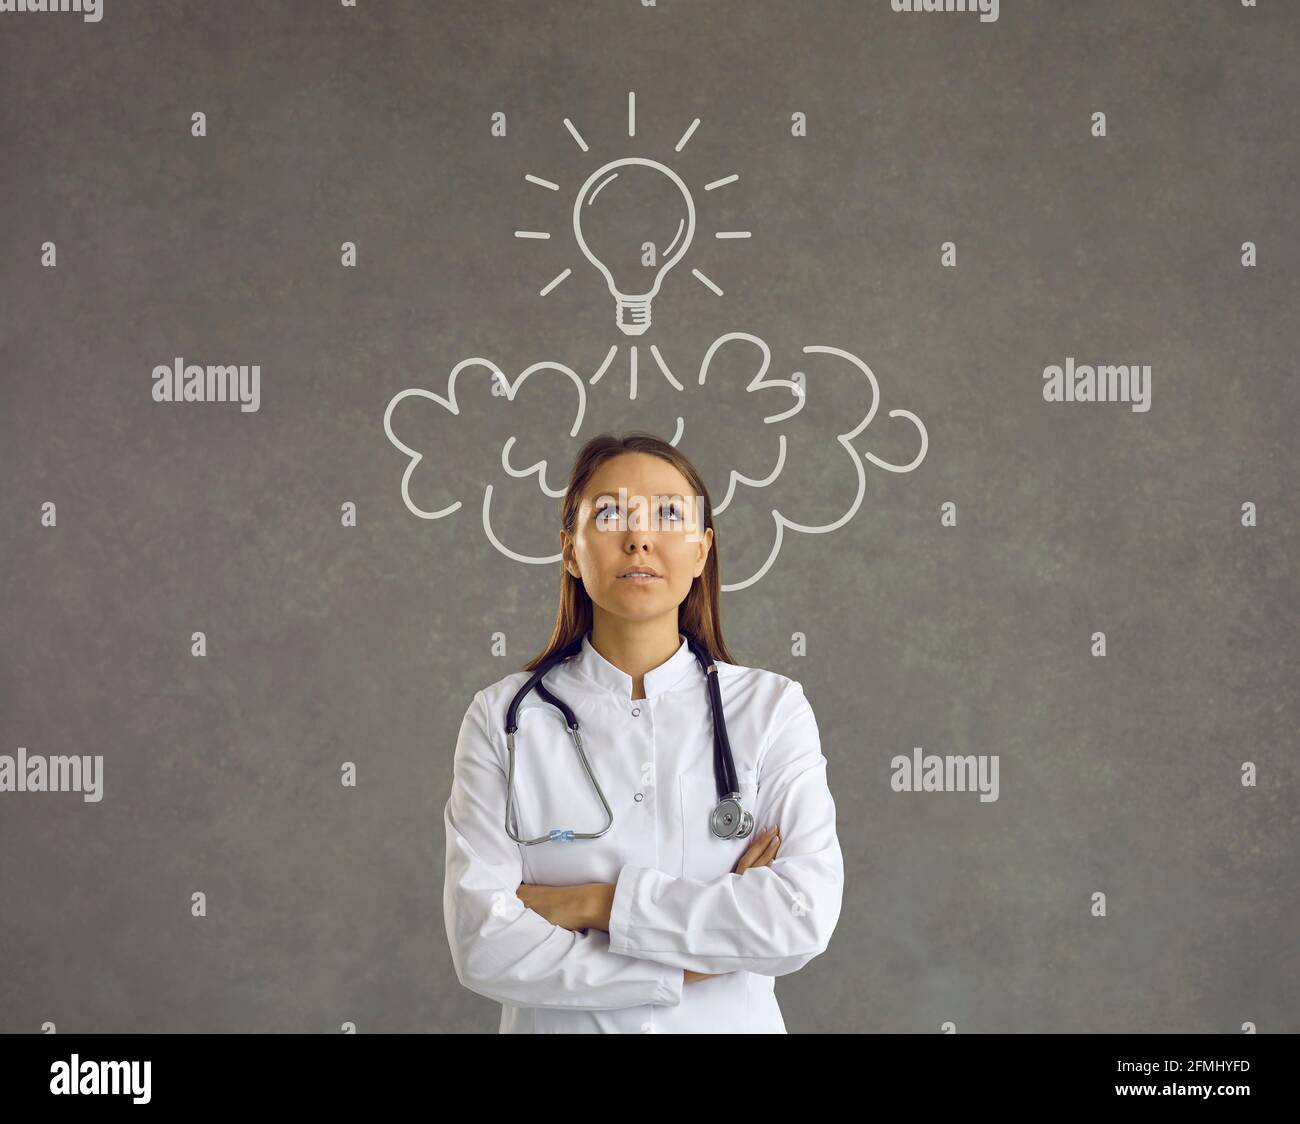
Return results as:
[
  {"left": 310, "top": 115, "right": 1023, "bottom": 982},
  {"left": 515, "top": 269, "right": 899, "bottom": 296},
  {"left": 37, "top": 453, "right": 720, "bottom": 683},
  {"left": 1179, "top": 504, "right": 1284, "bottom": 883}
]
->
[
  {"left": 563, "top": 118, "right": 589, "bottom": 152},
  {"left": 628, "top": 91, "right": 636, "bottom": 137},
  {"left": 514, "top": 231, "right": 550, "bottom": 240},
  {"left": 715, "top": 231, "right": 751, "bottom": 239},
  {"left": 691, "top": 268, "right": 723, "bottom": 296},
  {"left": 650, "top": 345, "right": 685, "bottom": 392},
  {"left": 675, "top": 117, "right": 701, "bottom": 152},
  {"left": 525, "top": 174, "right": 560, "bottom": 191},
  {"left": 588, "top": 345, "right": 620, "bottom": 386},
  {"left": 705, "top": 174, "right": 739, "bottom": 191},
  {"left": 539, "top": 269, "right": 571, "bottom": 296}
]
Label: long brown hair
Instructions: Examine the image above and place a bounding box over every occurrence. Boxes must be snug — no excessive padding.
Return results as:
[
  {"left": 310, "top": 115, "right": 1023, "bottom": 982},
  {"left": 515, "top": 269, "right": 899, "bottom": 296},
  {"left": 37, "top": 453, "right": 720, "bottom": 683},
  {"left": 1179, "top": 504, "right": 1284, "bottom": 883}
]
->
[{"left": 521, "top": 431, "right": 737, "bottom": 672}]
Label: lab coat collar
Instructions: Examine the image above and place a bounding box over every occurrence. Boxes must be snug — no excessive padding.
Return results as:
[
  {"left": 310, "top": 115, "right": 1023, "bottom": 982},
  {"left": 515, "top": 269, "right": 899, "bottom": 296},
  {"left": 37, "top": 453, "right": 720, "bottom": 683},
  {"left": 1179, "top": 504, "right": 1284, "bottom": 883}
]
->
[{"left": 575, "top": 630, "right": 698, "bottom": 700}]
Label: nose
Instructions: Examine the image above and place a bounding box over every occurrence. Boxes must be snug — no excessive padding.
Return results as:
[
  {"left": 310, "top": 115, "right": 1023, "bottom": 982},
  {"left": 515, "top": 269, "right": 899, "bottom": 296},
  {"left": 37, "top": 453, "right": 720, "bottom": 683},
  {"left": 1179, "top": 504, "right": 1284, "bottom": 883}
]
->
[{"left": 622, "top": 529, "right": 655, "bottom": 566}]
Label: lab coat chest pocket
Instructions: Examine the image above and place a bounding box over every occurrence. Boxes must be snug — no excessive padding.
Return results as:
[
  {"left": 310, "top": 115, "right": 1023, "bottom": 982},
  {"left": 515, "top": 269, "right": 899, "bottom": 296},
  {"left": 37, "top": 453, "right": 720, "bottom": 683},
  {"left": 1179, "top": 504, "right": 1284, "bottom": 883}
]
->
[{"left": 677, "top": 766, "right": 760, "bottom": 880}]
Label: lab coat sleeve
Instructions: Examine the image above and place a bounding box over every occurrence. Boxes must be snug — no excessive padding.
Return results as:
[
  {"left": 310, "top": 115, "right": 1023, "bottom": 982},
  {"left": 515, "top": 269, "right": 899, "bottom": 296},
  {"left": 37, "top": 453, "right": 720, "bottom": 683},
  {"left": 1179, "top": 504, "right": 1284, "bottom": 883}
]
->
[
  {"left": 443, "top": 689, "right": 685, "bottom": 1010},
  {"left": 607, "top": 680, "right": 844, "bottom": 976}
]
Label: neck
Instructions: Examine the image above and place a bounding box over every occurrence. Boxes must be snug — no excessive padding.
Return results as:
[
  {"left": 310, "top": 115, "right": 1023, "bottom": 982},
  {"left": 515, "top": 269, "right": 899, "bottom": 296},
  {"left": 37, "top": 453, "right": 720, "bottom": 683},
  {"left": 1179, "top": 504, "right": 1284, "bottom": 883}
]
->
[{"left": 589, "top": 610, "right": 682, "bottom": 700}]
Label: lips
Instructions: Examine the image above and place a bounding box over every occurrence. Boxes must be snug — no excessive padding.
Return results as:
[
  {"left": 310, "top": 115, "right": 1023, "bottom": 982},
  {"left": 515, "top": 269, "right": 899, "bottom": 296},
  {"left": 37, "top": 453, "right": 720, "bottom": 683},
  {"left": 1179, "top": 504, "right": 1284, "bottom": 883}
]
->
[{"left": 618, "top": 568, "right": 661, "bottom": 580}]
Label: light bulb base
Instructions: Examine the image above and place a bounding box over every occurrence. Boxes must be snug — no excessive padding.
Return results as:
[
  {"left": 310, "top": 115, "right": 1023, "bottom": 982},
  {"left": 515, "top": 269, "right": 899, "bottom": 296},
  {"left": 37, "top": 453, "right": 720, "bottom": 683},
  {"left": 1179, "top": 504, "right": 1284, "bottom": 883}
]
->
[{"left": 615, "top": 297, "right": 652, "bottom": 336}]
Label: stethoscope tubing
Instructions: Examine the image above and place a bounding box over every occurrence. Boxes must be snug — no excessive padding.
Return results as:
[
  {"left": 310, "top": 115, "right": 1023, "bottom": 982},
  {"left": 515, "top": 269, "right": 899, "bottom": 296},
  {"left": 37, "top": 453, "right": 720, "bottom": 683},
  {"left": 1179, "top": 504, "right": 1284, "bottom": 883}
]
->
[{"left": 501, "top": 631, "right": 750, "bottom": 845}]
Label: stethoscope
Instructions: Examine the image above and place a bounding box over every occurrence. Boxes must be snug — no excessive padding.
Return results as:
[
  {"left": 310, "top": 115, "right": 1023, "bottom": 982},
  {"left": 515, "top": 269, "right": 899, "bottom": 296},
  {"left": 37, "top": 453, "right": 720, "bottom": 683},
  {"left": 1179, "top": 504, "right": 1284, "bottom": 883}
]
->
[{"left": 503, "top": 630, "right": 755, "bottom": 846}]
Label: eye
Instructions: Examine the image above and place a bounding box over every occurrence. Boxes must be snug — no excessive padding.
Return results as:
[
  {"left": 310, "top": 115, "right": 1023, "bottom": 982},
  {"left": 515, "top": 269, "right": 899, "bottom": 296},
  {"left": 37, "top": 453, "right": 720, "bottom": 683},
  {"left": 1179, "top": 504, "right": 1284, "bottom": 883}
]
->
[
  {"left": 595, "top": 505, "right": 621, "bottom": 527},
  {"left": 659, "top": 502, "right": 682, "bottom": 523}
]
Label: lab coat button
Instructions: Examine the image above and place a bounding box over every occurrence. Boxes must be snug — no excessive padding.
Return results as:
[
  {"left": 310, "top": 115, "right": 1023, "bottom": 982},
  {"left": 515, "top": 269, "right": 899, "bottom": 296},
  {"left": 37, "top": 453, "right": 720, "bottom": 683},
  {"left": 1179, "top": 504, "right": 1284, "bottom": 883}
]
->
[
  {"left": 634, "top": 791, "right": 644, "bottom": 802},
  {"left": 631, "top": 706, "right": 641, "bottom": 716}
]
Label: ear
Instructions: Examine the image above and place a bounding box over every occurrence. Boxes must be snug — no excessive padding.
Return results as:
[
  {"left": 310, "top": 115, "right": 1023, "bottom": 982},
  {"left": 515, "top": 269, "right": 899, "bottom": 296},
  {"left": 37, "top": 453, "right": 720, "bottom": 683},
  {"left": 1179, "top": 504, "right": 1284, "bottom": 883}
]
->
[
  {"left": 560, "top": 530, "right": 581, "bottom": 579},
  {"left": 694, "top": 526, "right": 713, "bottom": 577}
]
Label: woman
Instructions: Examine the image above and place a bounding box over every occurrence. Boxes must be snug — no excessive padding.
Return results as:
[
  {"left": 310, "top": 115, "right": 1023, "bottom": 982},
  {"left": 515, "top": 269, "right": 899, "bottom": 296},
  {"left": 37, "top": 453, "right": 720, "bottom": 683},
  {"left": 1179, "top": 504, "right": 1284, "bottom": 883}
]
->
[{"left": 442, "top": 431, "right": 844, "bottom": 1032}]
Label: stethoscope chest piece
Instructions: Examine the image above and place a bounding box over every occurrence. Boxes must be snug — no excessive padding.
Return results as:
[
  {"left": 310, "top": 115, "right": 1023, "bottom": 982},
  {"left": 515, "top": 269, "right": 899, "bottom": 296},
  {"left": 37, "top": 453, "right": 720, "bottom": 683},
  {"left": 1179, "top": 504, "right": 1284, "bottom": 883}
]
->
[{"left": 709, "top": 795, "right": 754, "bottom": 840}]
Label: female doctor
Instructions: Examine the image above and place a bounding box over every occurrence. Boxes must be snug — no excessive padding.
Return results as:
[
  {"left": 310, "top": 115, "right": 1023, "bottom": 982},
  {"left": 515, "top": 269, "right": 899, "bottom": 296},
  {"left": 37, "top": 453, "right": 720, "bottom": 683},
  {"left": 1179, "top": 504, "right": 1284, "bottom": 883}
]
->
[{"left": 442, "top": 431, "right": 844, "bottom": 1032}]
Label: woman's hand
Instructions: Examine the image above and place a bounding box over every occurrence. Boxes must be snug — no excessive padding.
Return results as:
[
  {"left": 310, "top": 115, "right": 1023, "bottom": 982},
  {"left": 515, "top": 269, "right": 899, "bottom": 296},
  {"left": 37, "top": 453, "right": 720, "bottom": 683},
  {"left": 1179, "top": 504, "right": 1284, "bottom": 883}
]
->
[
  {"left": 514, "top": 883, "right": 599, "bottom": 932},
  {"left": 685, "top": 824, "right": 783, "bottom": 985},
  {"left": 734, "top": 823, "right": 781, "bottom": 875}
]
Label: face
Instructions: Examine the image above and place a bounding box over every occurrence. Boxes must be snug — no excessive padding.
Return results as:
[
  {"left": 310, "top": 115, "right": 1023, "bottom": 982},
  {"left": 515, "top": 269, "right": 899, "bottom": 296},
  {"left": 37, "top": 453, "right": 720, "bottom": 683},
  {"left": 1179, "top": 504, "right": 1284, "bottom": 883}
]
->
[{"left": 561, "top": 452, "right": 713, "bottom": 625}]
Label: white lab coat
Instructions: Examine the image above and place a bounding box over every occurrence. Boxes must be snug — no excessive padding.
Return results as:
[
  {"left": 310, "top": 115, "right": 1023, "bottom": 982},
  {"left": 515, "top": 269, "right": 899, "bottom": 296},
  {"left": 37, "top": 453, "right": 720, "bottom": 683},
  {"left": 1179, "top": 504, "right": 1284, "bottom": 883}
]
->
[{"left": 442, "top": 630, "right": 844, "bottom": 1032}]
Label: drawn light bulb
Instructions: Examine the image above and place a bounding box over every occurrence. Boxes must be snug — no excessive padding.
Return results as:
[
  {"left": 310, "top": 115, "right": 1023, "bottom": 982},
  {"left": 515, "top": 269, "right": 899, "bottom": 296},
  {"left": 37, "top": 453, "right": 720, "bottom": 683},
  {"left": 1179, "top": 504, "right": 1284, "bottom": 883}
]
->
[{"left": 573, "top": 157, "right": 696, "bottom": 337}]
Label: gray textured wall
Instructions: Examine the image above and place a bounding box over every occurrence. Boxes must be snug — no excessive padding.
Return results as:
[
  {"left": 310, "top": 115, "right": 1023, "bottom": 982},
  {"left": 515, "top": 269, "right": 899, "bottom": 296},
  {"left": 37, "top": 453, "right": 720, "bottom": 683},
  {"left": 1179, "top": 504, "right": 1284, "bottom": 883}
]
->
[{"left": 1, "top": 0, "right": 1296, "bottom": 1033}]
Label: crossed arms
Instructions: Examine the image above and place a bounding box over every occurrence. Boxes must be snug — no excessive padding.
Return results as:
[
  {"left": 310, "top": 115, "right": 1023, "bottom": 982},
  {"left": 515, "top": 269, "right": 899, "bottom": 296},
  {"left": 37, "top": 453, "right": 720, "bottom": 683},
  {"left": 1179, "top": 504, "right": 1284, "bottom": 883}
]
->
[{"left": 442, "top": 683, "right": 844, "bottom": 1010}]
